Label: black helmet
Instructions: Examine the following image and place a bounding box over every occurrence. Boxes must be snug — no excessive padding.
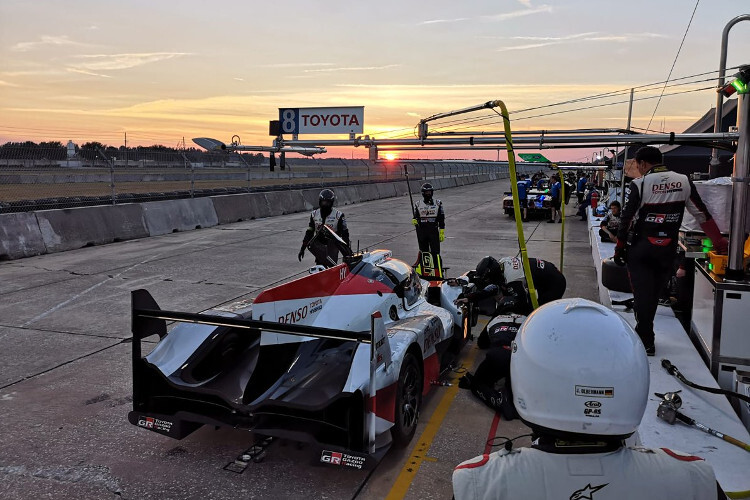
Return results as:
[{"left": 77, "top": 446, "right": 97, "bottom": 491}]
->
[
  {"left": 319, "top": 189, "right": 335, "bottom": 210},
  {"left": 476, "top": 256, "right": 503, "bottom": 284},
  {"left": 421, "top": 183, "right": 434, "bottom": 200}
]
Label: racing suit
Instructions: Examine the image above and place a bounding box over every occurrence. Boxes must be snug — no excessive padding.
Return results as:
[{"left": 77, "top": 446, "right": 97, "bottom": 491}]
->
[
  {"left": 302, "top": 208, "right": 350, "bottom": 267},
  {"left": 467, "top": 257, "right": 566, "bottom": 316},
  {"left": 413, "top": 198, "right": 445, "bottom": 255},
  {"left": 453, "top": 442, "right": 720, "bottom": 500},
  {"left": 615, "top": 165, "right": 721, "bottom": 348},
  {"left": 460, "top": 315, "right": 521, "bottom": 420}
]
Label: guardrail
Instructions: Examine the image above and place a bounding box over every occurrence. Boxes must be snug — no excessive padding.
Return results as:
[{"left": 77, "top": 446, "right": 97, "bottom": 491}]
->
[{"left": 0, "top": 145, "right": 518, "bottom": 213}]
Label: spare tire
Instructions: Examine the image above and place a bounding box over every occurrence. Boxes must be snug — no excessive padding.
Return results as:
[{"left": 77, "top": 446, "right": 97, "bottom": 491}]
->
[{"left": 602, "top": 257, "right": 631, "bottom": 293}]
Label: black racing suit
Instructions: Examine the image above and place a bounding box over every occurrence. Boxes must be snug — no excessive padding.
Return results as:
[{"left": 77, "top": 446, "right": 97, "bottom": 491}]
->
[
  {"left": 616, "top": 165, "right": 714, "bottom": 347},
  {"left": 414, "top": 198, "right": 445, "bottom": 255},
  {"left": 302, "top": 208, "right": 350, "bottom": 267},
  {"left": 466, "top": 258, "right": 566, "bottom": 316}
]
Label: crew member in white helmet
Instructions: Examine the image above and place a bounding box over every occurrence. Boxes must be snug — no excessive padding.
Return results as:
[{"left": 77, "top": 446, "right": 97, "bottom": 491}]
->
[{"left": 452, "top": 298, "right": 723, "bottom": 500}]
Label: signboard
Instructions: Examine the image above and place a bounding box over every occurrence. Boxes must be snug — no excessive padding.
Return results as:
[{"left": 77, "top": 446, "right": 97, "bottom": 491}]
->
[
  {"left": 278, "top": 106, "right": 364, "bottom": 135},
  {"left": 518, "top": 153, "right": 550, "bottom": 163}
]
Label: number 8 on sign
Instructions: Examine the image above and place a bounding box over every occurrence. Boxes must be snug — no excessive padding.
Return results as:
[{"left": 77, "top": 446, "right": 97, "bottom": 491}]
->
[{"left": 281, "top": 109, "right": 298, "bottom": 134}]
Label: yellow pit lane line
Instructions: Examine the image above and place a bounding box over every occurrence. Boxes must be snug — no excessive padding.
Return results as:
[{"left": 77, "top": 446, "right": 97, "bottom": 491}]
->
[{"left": 385, "top": 318, "right": 488, "bottom": 500}]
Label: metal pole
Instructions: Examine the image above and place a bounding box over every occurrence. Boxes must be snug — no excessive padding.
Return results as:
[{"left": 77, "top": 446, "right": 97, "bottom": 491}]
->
[
  {"left": 725, "top": 91, "right": 749, "bottom": 280},
  {"left": 711, "top": 15, "right": 750, "bottom": 178},
  {"left": 620, "top": 88, "right": 635, "bottom": 206}
]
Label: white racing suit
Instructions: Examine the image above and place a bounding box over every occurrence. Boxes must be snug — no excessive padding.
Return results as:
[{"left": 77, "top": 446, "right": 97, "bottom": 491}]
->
[
  {"left": 453, "top": 445, "right": 719, "bottom": 500},
  {"left": 413, "top": 198, "right": 445, "bottom": 254},
  {"left": 302, "top": 208, "right": 350, "bottom": 267}
]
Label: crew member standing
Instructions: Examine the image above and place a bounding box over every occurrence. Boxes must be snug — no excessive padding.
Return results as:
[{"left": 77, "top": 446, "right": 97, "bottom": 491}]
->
[
  {"left": 412, "top": 182, "right": 445, "bottom": 255},
  {"left": 576, "top": 172, "right": 588, "bottom": 204},
  {"left": 547, "top": 175, "right": 562, "bottom": 223},
  {"left": 516, "top": 174, "right": 531, "bottom": 222},
  {"left": 615, "top": 146, "right": 727, "bottom": 356},
  {"left": 299, "top": 188, "right": 350, "bottom": 267}
]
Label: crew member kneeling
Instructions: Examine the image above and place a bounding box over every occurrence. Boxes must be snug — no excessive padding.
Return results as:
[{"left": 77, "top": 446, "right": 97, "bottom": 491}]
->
[{"left": 452, "top": 299, "right": 722, "bottom": 500}]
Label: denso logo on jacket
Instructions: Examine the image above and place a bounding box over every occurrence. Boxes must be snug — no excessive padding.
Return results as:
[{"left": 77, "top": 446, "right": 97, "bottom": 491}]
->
[{"left": 651, "top": 181, "right": 682, "bottom": 194}]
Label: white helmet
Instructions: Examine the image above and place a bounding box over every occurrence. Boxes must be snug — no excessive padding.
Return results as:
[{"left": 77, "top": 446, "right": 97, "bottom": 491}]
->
[{"left": 511, "top": 298, "right": 649, "bottom": 438}]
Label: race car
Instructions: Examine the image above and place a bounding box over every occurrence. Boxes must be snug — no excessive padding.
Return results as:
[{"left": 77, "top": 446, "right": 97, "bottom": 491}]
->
[
  {"left": 503, "top": 179, "right": 552, "bottom": 218},
  {"left": 128, "top": 229, "right": 475, "bottom": 468}
]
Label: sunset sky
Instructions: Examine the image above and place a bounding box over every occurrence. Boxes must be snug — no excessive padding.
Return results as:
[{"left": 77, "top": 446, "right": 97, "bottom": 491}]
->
[{"left": 1, "top": 0, "right": 749, "bottom": 161}]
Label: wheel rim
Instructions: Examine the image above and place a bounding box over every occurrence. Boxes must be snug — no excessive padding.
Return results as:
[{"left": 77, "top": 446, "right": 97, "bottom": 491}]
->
[{"left": 400, "top": 362, "right": 420, "bottom": 429}]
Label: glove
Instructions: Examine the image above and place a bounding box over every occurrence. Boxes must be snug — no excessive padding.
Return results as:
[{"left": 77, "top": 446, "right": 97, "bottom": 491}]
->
[
  {"left": 700, "top": 218, "right": 728, "bottom": 254},
  {"left": 439, "top": 229, "right": 445, "bottom": 242},
  {"left": 613, "top": 244, "right": 627, "bottom": 267},
  {"left": 298, "top": 246, "right": 305, "bottom": 262},
  {"left": 412, "top": 218, "right": 419, "bottom": 226}
]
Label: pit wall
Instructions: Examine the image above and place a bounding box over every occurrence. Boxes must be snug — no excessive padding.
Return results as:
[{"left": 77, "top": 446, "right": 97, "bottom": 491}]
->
[{"left": 0, "top": 174, "right": 510, "bottom": 261}]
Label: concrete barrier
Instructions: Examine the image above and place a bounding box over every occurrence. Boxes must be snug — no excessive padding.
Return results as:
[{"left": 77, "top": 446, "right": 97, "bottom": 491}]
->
[
  {"left": 336, "top": 186, "right": 360, "bottom": 205},
  {"left": 37, "top": 204, "right": 149, "bottom": 253},
  {"left": 264, "top": 190, "right": 306, "bottom": 215},
  {"left": 0, "top": 212, "right": 46, "bottom": 260},
  {"left": 300, "top": 189, "right": 321, "bottom": 211},
  {"left": 142, "top": 198, "right": 218, "bottom": 236},
  {"left": 2, "top": 174, "right": 503, "bottom": 260},
  {"left": 212, "top": 194, "right": 254, "bottom": 224},
  {"left": 357, "top": 184, "right": 379, "bottom": 201},
  {"left": 247, "top": 193, "right": 273, "bottom": 219},
  {"left": 375, "top": 183, "right": 397, "bottom": 199}
]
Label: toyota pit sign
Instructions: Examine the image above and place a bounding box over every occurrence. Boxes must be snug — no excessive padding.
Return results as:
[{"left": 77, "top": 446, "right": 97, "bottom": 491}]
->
[{"left": 279, "top": 106, "right": 364, "bottom": 135}]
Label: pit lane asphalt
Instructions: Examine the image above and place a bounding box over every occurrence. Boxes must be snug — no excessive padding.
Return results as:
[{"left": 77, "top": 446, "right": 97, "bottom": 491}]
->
[{"left": 0, "top": 179, "right": 599, "bottom": 499}]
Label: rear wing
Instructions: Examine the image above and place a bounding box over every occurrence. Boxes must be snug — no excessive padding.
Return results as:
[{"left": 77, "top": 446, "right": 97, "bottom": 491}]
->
[{"left": 131, "top": 289, "right": 389, "bottom": 453}]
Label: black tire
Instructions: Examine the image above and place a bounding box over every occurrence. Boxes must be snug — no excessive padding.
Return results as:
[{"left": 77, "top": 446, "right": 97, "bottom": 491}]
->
[
  {"left": 602, "top": 257, "right": 631, "bottom": 293},
  {"left": 392, "top": 352, "right": 422, "bottom": 447}
]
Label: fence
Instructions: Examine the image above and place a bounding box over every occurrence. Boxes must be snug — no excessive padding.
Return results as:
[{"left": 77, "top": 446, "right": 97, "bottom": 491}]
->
[{"left": 0, "top": 145, "right": 538, "bottom": 213}]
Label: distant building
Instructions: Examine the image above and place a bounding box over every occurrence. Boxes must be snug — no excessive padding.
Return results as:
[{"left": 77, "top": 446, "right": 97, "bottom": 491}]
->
[{"left": 67, "top": 140, "right": 77, "bottom": 159}]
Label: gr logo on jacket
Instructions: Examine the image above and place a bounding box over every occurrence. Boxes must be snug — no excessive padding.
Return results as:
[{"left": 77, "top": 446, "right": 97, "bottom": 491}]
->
[{"left": 616, "top": 165, "right": 712, "bottom": 247}]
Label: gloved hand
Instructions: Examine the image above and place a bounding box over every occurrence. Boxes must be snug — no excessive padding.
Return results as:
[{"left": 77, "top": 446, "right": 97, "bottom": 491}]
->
[
  {"left": 700, "top": 218, "right": 728, "bottom": 254},
  {"left": 298, "top": 247, "right": 305, "bottom": 262},
  {"left": 613, "top": 244, "right": 627, "bottom": 266},
  {"left": 411, "top": 218, "right": 419, "bottom": 226},
  {"left": 439, "top": 229, "right": 445, "bottom": 242},
  {"left": 497, "top": 296, "right": 517, "bottom": 313}
]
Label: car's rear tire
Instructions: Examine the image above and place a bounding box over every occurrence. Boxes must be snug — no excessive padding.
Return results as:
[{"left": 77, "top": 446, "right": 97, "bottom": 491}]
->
[{"left": 392, "top": 352, "right": 422, "bottom": 447}]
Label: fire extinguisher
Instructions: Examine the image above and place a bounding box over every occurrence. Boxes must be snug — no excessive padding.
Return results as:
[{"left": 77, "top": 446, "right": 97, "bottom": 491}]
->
[{"left": 590, "top": 190, "right": 600, "bottom": 210}]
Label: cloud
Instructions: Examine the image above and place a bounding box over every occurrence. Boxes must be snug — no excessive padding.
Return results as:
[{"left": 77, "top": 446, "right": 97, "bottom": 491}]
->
[
  {"left": 66, "top": 68, "right": 113, "bottom": 78},
  {"left": 0, "top": 80, "right": 21, "bottom": 87},
  {"left": 70, "top": 52, "right": 190, "bottom": 71},
  {"left": 482, "top": 5, "right": 554, "bottom": 22},
  {"left": 418, "top": 17, "right": 469, "bottom": 26},
  {"left": 496, "top": 31, "right": 668, "bottom": 51},
  {"left": 516, "top": 0, "right": 533, "bottom": 6},
  {"left": 303, "top": 64, "right": 401, "bottom": 73},
  {"left": 261, "top": 62, "right": 336, "bottom": 68},
  {"left": 234, "top": 77, "right": 245, "bottom": 81},
  {"left": 12, "top": 35, "right": 88, "bottom": 52}
]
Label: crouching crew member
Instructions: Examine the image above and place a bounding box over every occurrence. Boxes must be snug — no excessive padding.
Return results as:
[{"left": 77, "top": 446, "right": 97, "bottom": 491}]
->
[
  {"left": 456, "top": 255, "right": 566, "bottom": 316},
  {"left": 412, "top": 183, "right": 445, "bottom": 255},
  {"left": 299, "top": 188, "right": 350, "bottom": 267},
  {"left": 453, "top": 299, "right": 723, "bottom": 500}
]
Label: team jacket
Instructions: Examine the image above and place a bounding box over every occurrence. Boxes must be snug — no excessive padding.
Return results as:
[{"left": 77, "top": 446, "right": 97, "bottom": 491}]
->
[
  {"left": 413, "top": 199, "right": 445, "bottom": 229},
  {"left": 616, "top": 165, "right": 713, "bottom": 247},
  {"left": 302, "top": 208, "right": 350, "bottom": 247},
  {"left": 453, "top": 446, "right": 718, "bottom": 500}
]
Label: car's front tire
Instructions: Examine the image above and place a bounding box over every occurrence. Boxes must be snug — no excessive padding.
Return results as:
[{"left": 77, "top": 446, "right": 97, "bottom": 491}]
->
[{"left": 391, "top": 352, "right": 422, "bottom": 447}]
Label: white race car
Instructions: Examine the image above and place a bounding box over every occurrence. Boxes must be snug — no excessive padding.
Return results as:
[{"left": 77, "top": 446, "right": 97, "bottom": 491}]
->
[{"left": 129, "top": 233, "right": 475, "bottom": 468}]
